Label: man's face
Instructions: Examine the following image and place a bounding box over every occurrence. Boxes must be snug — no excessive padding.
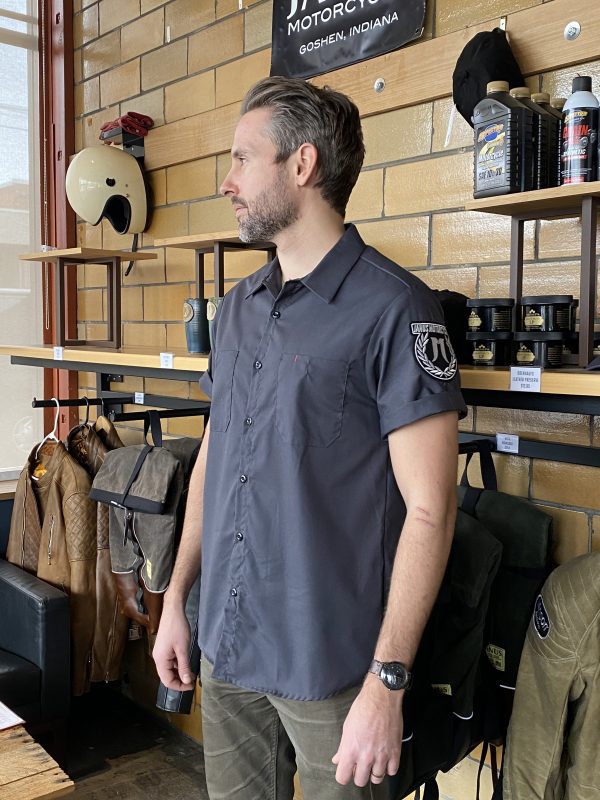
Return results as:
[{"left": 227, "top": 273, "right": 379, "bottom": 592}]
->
[{"left": 220, "top": 108, "right": 299, "bottom": 243}]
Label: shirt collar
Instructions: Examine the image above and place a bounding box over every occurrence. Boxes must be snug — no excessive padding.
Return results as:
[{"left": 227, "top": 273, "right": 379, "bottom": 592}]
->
[{"left": 244, "top": 224, "right": 366, "bottom": 303}]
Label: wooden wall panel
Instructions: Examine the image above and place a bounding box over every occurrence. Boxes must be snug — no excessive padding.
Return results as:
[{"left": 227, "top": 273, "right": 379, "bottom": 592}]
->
[
  {"left": 145, "top": 103, "right": 239, "bottom": 170},
  {"left": 144, "top": 0, "right": 600, "bottom": 170},
  {"left": 314, "top": 0, "right": 600, "bottom": 116}
]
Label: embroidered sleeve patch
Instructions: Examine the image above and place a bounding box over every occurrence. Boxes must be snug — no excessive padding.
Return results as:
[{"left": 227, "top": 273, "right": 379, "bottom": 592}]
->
[
  {"left": 533, "top": 594, "right": 550, "bottom": 639},
  {"left": 410, "top": 322, "right": 457, "bottom": 381}
]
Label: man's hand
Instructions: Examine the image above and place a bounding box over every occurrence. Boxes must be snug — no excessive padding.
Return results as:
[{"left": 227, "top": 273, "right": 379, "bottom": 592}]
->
[
  {"left": 152, "top": 603, "right": 196, "bottom": 691},
  {"left": 332, "top": 675, "right": 403, "bottom": 786}
]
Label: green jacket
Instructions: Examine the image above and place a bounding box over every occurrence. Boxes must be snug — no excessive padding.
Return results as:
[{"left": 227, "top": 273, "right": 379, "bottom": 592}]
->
[{"left": 504, "top": 552, "right": 600, "bottom": 800}]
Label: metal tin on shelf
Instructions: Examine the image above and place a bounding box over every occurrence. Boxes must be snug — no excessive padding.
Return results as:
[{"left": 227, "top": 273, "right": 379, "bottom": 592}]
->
[
  {"left": 520, "top": 295, "right": 574, "bottom": 332},
  {"left": 466, "top": 298, "right": 514, "bottom": 332},
  {"left": 563, "top": 330, "right": 600, "bottom": 356},
  {"left": 467, "top": 331, "right": 513, "bottom": 366},
  {"left": 513, "top": 331, "right": 565, "bottom": 367}
]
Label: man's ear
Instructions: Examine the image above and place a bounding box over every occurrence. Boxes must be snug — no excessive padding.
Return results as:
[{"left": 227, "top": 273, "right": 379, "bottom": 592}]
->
[{"left": 294, "top": 142, "right": 319, "bottom": 186}]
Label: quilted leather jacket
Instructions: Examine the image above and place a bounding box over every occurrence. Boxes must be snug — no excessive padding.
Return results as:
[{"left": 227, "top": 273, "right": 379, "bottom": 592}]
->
[
  {"left": 67, "top": 417, "right": 129, "bottom": 683},
  {"left": 7, "top": 441, "right": 97, "bottom": 695}
]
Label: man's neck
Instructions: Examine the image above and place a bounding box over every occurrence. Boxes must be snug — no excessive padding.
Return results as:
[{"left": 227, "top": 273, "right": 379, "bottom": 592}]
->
[{"left": 275, "top": 209, "right": 346, "bottom": 283}]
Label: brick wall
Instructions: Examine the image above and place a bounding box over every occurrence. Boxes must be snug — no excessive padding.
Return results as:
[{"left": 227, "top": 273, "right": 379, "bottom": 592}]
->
[{"left": 73, "top": 0, "right": 599, "bottom": 732}]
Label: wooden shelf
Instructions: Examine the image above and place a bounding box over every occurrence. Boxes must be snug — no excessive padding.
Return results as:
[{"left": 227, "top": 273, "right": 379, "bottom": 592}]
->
[
  {"left": 0, "top": 344, "right": 208, "bottom": 373},
  {"left": 460, "top": 365, "right": 600, "bottom": 397},
  {"left": 464, "top": 181, "right": 600, "bottom": 217},
  {"left": 20, "top": 248, "right": 157, "bottom": 262},
  {"left": 152, "top": 232, "right": 275, "bottom": 300},
  {"left": 5, "top": 345, "right": 600, "bottom": 397}
]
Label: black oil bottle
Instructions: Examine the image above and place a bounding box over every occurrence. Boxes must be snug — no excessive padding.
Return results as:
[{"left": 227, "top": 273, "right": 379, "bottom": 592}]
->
[
  {"left": 532, "top": 92, "right": 562, "bottom": 187},
  {"left": 473, "top": 81, "right": 533, "bottom": 198},
  {"left": 561, "top": 76, "right": 599, "bottom": 184},
  {"left": 510, "top": 88, "right": 555, "bottom": 189}
]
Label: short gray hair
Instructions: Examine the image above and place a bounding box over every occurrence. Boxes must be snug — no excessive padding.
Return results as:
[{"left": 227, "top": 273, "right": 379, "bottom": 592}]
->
[{"left": 241, "top": 77, "right": 365, "bottom": 217}]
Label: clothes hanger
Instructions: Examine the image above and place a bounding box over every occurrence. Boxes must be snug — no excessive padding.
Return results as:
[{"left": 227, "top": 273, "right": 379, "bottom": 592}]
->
[
  {"left": 32, "top": 398, "right": 60, "bottom": 480},
  {"left": 68, "top": 396, "right": 93, "bottom": 436}
]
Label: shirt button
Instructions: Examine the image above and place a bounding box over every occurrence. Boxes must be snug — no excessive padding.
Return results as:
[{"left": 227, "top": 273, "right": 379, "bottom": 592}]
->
[
  {"left": 236, "top": 531, "right": 244, "bottom": 541},
  {"left": 271, "top": 309, "right": 281, "bottom": 318},
  {"left": 230, "top": 588, "right": 238, "bottom": 597},
  {"left": 254, "top": 360, "right": 262, "bottom": 370},
  {"left": 245, "top": 417, "right": 253, "bottom": 426},
  {"left": 240, "top": 474, "right": 248, "bottom": 483}
]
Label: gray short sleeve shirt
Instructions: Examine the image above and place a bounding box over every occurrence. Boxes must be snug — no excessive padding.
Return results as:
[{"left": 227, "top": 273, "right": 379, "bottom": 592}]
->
[{"left": 198, "top": 225, "right": 466, "bottom": 700}]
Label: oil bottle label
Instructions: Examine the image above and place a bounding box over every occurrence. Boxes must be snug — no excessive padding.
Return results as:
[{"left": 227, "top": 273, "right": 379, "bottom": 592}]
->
[
  {"left": 562, "top": 107, "right": 599, "bottom": 184},
  {"left": 524, "top": 310, "right": 544, "bottom": 329},
  {"left": 468, "top": 311, "right": 482, "bottom": 330},
  {"left": 517, "top": 345, "right": 536, "bottom": 363},
  {"left": 476, "top": 122, "right": 506, "bottom": 190},
  {"left": 473, "top": 345, "right": 493, "bottom": 362}
]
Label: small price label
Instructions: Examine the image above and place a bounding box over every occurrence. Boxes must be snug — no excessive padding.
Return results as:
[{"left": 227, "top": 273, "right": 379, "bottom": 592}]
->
[
  {"left": 53, "top": 346, "right": 64, "bottom": 360},
  {"left": 510, "top": 366, "right": 541, "bottom": 393},
  {"left": 134, "top": 392, "right": 145, "bottom": 405},
  {"left": 496, "top": 433, "right": 519, "bottom": 454},
  {"left": 160, "top": 352, "right": 174, "bottom": 369}
]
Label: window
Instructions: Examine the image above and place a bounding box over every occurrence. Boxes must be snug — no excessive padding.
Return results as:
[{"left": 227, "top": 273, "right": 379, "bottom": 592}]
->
[{"left": 0, "top": 1, "right": 42, "bottom": 479}]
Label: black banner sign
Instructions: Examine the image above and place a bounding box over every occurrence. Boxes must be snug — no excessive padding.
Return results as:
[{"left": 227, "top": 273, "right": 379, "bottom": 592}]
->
[{"left": 270, "top": 0, "right": 426, "bottom": 80}]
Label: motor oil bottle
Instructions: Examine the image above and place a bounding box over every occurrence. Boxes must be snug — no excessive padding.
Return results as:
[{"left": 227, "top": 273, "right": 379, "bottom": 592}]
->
[
  {"left": 473, "top": 81, "right": 533, "bottom": 198},
  {"left": 561, "top": 76, "right": 599, "bottom": 184},
  {"left": 532, "top": 93, "right": 562, "bottom": 187},
  {"left": 510, "top": 87, "right": 553, "bottom": 189}
]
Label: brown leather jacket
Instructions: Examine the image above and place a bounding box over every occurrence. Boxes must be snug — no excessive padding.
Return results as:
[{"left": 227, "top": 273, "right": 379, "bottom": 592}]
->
[
  {"left": 7, "top": 441, "right": 97, "bottom": 695},
  {"left": 67, "top": 417, "right": 129, "bottom": 683}
]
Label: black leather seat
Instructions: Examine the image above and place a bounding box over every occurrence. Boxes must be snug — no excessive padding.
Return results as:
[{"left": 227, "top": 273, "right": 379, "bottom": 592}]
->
[{"left": 0, "top": 558, "right": 70, "bottom": 726}]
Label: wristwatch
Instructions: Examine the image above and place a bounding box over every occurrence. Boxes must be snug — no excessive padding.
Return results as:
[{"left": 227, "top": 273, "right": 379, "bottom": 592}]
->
[{"left": 368, "top": 659, "right": 412, "bottom": 691}]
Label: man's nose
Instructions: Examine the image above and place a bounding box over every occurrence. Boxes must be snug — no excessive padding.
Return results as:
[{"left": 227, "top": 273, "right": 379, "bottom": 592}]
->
[{"left": 219, "top": 168, "right": 236, "bottom": 197}]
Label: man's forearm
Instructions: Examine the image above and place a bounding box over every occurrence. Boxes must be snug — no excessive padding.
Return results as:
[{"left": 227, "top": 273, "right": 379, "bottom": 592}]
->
[
  {"left": 373, "top": 503, "right": 456, "bottom": 667},
  {"left": 374, "top": 411, "right": 459, "bottom": 669},
  {"left": 164, "top": 422, "right": 210, "bottom": 608}
]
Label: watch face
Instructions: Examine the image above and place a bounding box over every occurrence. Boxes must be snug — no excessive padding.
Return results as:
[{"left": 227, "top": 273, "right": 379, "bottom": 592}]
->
[{"left": 380, "top": 662, "right": 410, "bottom": 691}]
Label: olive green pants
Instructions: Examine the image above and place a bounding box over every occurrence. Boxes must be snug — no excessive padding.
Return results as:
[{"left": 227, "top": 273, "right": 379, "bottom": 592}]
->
[{"left": 200, "top": 657, "right": 389, "bottom": 800}]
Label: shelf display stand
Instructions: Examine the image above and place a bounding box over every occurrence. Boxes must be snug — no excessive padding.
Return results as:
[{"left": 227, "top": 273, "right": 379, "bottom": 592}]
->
[
  {"left": 465, "top": 181, "right": 600, "bottom": 367},
  {"left": 20, "top": 248, "right": 157, "bottom": 349}
]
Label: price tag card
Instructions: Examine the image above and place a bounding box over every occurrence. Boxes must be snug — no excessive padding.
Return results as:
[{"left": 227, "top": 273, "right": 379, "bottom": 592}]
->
[
  {"left": 159, "top": 352, "right": 174, "bottom": 369},
  {"left": 510, "top": 366, "right": 541, "bottom": 392},
  {"left": 134, "top": 392, "right": 145, "bottom": 405},
  {"left": 496, "top": 433, "right": 519, "bottom": 454},
  {"left": 53, "top": 346, "right": 64, "bottom": 360}
]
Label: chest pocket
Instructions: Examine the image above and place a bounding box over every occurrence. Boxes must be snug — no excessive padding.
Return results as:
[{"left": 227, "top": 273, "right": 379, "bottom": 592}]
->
[
  {"left": 209, "top": 350, "right": 239, "bottom": 432},
  {"left": 276, "top": 353, "right": 349, "bottom": 447}
]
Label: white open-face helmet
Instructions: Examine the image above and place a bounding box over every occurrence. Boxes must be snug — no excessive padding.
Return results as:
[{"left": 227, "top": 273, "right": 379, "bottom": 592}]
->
[{"left": 66, "top": 145, "right": 149, "bottom": 234}]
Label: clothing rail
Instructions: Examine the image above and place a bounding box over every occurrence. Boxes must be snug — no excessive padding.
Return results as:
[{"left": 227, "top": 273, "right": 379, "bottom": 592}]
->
[
  {"left": 109, "top": 404, "right": 210, "bottom": 423},
  {"left": 32, "top": 395, "right": 134, "bottom": 408}
]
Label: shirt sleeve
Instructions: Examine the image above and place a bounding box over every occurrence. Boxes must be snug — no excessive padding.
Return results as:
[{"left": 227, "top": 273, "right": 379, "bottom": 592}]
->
[{"left": 365, "top": 285, "right": 467, "bottom": 438}]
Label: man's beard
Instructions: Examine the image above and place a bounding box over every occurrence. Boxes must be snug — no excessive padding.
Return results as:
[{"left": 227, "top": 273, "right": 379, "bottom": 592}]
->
[{"left": 236, "top": 167, "right": 299, "bottom": 243}]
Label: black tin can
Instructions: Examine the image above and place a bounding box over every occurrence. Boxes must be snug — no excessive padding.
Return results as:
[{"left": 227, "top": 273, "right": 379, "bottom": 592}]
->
[
  {"left": 520, "top": 295, "right": 574, "bottom": 332},
  {"left": 562, "top": 328, "right": 600, "bottom": 357},
  {"left": 183, "top": 298, "right": 211, "bottom": 354},
  {"left": 466, "top": 298, "right": 514, "bottom": 332},
  {"left": 513, "top": 331, "right": 565, "bottom": 367},
  {"left": 467, "top": 331, "right": 513, "bottom": 366}
]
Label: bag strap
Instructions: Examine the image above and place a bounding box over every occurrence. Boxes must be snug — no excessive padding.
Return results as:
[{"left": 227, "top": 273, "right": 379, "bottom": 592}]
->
[
  {"left": 143, "top": 409, "right": 163, "bottom": 447},
  {"left": 422, "top": 779, "right": 440, "bottom": 800},
  {"left": 460, "top": 439, "right": 497, "bottom": 490},
  {"left": 459, "top": 439, "right": 497, "bottom": 515},
  {"left": 119, "top": 444, "right": 153, "bottom": 506}
]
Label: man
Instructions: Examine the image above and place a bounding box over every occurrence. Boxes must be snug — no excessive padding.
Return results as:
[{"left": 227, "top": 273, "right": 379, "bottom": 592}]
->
[{"left": 153, "top": 76, "right": 466, "bottom": 799}]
